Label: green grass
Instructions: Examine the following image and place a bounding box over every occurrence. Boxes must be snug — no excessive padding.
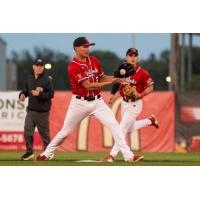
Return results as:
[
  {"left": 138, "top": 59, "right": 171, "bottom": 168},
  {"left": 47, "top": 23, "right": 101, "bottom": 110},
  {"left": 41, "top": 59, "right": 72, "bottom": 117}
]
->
[{"left": 0, "top": 152, "right": 200, "bottom": 166}]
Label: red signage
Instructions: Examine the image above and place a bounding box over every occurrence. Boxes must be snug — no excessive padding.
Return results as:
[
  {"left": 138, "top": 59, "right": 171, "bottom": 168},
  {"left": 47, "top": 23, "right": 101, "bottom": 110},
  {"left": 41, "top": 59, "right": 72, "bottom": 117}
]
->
[
  {"left": 181, "top": 106, "right": 200, "bottom": 122},
  {"left": 0, "top": 91, "right": 175, "bottom": 152}
]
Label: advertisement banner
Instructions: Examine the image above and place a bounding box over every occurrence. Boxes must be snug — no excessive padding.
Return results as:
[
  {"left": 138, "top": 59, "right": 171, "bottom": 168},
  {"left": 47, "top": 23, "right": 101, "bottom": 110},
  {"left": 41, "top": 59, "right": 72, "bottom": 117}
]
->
[
  {"left": 0, "top": 92, "right": 42, "bottom": 151},
  {"left": 0, "top": 92, "right": 27, "bottom": 131},
  {"left": 176, "top": 92, "right": 200, "bottom": 152},
  {"left": 0, "top": 91, "right": 175, "bottom": 152},
  {"left": 49, "top": 91, "right": 175, "bottom": 152}
]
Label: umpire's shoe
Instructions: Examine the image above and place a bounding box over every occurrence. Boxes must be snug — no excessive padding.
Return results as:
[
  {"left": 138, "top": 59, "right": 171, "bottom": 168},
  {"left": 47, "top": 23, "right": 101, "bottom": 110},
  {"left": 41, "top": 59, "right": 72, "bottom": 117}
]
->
[{"left": 21, "top": 152, "right": 34, "bottom": 161}]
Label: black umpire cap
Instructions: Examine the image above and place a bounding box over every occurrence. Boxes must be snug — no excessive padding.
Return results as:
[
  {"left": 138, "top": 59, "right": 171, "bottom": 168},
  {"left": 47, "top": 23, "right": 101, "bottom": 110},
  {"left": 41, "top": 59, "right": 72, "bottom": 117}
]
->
[
  {"left": 33, "top": 58, "right": 45, "bottom": 66},
  {"left": 73, "top": 37, "right": 95, "bottom": 48}
]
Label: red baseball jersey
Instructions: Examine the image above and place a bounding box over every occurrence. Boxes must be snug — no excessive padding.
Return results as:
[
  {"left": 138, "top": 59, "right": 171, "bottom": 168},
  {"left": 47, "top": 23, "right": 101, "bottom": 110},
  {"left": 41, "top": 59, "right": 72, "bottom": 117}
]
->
[
  {"left": 68, "top": 56, "right": 104, "bottom": 97},
  {"left": 120, "top": 65, "right": 154, "bottom": 97}
]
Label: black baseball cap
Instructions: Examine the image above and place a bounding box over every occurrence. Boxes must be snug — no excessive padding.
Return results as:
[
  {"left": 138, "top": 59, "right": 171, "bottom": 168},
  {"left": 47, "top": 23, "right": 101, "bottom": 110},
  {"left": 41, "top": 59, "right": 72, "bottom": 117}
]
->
[
  {"left": 33, "top": 58, "right": 44, "bottom": 66},
  {"left": 73, "top": 37, "right": 95, "bottom": 48},
  {"left": 126, "top": 48, "right": 139, "bottom": 56}
]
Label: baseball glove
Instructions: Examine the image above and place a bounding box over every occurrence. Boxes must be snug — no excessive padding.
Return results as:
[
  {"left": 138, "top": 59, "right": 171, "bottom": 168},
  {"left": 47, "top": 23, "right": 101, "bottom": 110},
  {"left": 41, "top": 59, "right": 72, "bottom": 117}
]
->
[
  {"left": 122, "top": 84, "right": 136, "bottom": 98},
  {"left": 114, "top": 62, "right": 135, "bottom": 78}
]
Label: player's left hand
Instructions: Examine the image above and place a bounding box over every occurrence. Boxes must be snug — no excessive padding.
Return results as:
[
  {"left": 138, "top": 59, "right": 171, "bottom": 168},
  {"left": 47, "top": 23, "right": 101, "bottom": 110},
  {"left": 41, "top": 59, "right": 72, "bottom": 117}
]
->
[{"left": 123, "top": 85, "right": 141, "bottom": 100}]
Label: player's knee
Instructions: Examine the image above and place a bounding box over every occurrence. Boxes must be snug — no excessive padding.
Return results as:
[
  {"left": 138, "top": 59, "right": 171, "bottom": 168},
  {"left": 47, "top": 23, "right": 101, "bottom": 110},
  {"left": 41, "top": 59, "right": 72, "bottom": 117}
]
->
[
  {"left": 107, "top": 121, "right": 120, "bottom": 130},
  {"left": 59, "top": 125, "right": 74, "bottom": 137},
  {"left": 120, "top": 126, "right": 126, "bottom": 133}
]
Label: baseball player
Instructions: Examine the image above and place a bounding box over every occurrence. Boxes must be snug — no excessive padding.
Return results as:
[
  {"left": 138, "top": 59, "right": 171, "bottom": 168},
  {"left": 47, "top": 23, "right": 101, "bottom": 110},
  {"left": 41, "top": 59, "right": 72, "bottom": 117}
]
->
[
  {"left": 37, "top": 37, "right": 143, "bottom": 162},
  {"left": 103, "top": 48, "right": 159, "bottom": 162}
]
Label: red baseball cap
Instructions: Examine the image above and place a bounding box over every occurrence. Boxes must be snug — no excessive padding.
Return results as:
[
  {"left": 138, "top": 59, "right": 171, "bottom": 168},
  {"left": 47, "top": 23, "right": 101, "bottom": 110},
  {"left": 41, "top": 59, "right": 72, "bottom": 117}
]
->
[{"left": 73, "top": 37, "right": 95, "bottom": 48}]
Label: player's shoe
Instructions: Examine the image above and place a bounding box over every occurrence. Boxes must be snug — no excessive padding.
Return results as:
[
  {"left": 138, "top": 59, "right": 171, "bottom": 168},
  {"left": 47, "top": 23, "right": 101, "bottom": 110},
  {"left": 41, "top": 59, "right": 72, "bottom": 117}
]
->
[
  {"left": 36, "top": 153, "right": 54, "bottom": 161},
  {"left": 101, "top": 155, "right": 115, "bottom": 162},
  {"left": 148, "top": 114, "right": 159, "bottom": 128},
  {"left": 131, "top": 155, "right": 144, "bottom": 162},
  {"left": 21, "top": 152, "right": 34, "bottom": 161}
]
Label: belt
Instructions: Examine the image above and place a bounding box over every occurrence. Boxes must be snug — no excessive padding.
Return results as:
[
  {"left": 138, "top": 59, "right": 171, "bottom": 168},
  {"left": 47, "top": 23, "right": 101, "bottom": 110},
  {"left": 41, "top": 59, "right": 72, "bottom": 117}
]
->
[
  {"left": 123, "top": 97, "right": 136, "bottom": 102},
  {"left": 76, "top": 94, "right": 101, "bottom": 101}
]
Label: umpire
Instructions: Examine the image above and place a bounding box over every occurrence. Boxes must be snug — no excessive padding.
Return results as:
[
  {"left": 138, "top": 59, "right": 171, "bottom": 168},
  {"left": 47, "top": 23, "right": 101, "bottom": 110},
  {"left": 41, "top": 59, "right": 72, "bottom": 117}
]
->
[{"left": 19, "top": 58, "right": 54, "bottom": 160}]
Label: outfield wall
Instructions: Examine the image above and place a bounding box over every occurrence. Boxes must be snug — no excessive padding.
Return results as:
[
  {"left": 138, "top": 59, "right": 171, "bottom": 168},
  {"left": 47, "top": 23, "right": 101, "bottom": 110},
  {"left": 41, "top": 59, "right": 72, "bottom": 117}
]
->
[
  {"left": 175, "top": 92, "right": 200, "bottom": 152},
  {"left": 0, "top": 91, "right": 175, "bottom": 152}
]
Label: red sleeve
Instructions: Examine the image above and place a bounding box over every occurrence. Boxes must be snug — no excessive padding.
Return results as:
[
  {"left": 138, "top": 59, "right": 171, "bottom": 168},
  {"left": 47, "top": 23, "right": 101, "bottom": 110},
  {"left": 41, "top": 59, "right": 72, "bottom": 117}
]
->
[
  {"left": 142, "top": 69, "right": 154, "bottom": 89},
  {"left": 91, "top": 56, "right": 104, "bottom": 77},
  {"left": 68, "top": 63, "right": 88, "bottom": 84}
]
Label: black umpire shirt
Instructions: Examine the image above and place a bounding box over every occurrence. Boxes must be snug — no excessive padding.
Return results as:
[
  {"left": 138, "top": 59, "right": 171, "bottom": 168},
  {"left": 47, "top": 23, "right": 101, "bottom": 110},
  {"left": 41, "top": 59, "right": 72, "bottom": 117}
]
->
[{"left": 19, "top": 73, "right": 54, "bottom": 112}]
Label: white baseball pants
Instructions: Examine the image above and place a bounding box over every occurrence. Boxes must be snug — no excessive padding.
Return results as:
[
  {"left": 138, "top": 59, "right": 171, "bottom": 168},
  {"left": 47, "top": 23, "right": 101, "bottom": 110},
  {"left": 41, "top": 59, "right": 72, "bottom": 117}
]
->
[
  {"left": 43, "top": 95, "right": 134, "bottom": 161},
  {"left": 110, "top": 99, "right": 151, "bottom": 157}
]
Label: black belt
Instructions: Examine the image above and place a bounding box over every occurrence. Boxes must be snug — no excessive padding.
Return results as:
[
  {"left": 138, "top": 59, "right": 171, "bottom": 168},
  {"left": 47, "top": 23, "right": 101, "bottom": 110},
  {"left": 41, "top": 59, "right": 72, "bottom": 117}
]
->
[
  {"left": 123, "top": 97, "right": 136, "bottom": 102},
  {"left": 76, "top": 94, "right": 101, "bottom": 101}
]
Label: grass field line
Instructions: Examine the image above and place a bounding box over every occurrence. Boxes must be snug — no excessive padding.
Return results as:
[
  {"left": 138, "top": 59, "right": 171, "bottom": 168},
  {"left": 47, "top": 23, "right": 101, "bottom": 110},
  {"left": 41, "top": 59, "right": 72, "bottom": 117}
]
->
[{"left": 0, "top": 152, "right": 200, "bottom": 166}]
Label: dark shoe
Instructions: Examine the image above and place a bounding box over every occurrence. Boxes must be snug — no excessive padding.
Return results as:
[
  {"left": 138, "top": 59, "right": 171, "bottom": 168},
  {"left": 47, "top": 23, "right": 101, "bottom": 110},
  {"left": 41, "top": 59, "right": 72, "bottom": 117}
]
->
[
  {"left": 148, "top": 114, "right": 159, "bottom": 128},
  {"left": 21, "top": 152, "right": 34, "bottom": 161}
]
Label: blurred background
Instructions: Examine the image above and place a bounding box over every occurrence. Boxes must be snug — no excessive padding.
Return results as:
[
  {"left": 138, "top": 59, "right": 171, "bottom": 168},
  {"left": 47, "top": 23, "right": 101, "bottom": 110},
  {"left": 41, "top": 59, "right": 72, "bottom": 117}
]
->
[{"left": 0, "top": 33, "right": 200, "bottom": 153}]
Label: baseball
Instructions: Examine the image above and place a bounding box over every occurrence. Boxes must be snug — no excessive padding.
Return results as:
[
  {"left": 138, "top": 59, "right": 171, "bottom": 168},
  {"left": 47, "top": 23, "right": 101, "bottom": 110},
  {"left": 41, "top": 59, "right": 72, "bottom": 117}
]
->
[{"left": 120, "top": 69, "right": 126, "bottom": 75}]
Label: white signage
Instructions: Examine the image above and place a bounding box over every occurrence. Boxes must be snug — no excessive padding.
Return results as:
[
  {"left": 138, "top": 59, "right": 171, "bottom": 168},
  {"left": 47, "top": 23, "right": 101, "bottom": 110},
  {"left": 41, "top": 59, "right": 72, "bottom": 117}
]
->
[{"left": 0, "top": 92, "right": 28, "bottom": 131}]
